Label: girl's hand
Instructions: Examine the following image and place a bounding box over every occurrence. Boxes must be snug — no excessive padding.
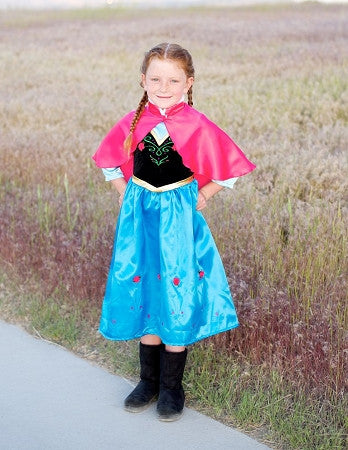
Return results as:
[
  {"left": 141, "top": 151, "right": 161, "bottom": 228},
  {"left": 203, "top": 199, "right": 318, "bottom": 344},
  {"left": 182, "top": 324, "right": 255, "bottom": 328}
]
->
[
  {"left": 110, "top": 178, "right": 127, "bottom": 207},
  {"left": 118, "top": 191, "right": 125, "bottom": 207},
  {"left": 196, "top": 190, "right": 207, "bottom": 211},
  {"left": 196, "top": 182, "right": 224, "bottom": 211}
]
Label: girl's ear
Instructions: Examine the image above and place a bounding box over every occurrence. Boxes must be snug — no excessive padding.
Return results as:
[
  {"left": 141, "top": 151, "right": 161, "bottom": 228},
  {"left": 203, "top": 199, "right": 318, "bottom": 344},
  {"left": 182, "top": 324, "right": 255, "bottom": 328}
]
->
[
  {"left": 185, "top": 77, "right": 194, "bottom": 93},
  {"left": 141, "top": 73, "right": 146, "bottom": 90}
]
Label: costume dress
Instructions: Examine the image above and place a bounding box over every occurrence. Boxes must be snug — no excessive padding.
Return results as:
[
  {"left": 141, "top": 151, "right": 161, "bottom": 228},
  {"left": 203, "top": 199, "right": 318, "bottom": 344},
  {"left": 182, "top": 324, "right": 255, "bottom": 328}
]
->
[{"left": 93, "top": 102, "right": 255, "bottom": 346}]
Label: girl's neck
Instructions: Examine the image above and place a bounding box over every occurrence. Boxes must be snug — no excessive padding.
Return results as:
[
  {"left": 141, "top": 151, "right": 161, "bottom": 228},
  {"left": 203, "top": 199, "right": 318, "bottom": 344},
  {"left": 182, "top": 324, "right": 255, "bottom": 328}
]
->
[{"left": 148, "top": 95, "right": 185, "bottom": 116}]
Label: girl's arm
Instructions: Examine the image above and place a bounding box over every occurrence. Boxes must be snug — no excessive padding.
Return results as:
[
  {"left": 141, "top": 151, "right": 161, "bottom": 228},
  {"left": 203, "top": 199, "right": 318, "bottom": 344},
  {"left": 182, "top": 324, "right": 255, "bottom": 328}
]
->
[
  {"left": 110, "top": 177, "right": 127, "bottom": 206},
  {"left": 101, "top": 167, "right": 127, "bottom": 206},
  {"left": 197, "top": 181, "right": 223, "bottom": 211}
]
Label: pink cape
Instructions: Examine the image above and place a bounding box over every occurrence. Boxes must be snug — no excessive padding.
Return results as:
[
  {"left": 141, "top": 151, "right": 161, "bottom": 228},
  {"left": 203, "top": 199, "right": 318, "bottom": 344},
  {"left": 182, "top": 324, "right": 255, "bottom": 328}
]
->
[{"left": 92, "top": 102, "right": 255, "bottom": 189}]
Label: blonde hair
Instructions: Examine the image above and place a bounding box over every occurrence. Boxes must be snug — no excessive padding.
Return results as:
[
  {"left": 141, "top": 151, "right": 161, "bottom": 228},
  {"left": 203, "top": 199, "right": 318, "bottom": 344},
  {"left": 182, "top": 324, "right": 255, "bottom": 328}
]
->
[{"left": 124, "top": 43, "right": 195, "bottom": 152}]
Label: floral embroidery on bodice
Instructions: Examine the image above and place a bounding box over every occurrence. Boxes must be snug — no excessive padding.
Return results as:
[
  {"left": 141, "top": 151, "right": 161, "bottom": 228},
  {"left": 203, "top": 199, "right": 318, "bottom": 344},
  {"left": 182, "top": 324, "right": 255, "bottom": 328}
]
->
[{"left": 133, "top": 122, "right": 193, "bottom": 188}]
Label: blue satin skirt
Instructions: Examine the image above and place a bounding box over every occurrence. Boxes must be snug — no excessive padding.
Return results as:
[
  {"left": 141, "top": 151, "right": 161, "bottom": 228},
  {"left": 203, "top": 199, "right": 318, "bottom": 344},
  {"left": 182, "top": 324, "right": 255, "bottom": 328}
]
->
[{"left": 99, "top": 178, "right": 238, "bottom": 346}]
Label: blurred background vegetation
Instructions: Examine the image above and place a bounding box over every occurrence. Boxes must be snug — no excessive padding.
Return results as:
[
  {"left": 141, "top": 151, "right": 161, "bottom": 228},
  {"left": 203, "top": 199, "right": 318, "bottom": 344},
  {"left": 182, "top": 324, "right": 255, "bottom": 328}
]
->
[{"left": 0, "top": 2, "right": 347, "bottom": 449}]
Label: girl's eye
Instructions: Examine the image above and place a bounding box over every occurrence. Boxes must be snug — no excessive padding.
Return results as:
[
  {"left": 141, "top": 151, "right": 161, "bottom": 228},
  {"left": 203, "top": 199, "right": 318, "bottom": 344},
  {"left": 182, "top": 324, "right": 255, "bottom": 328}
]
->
[
  {"left": 171, "top": 79, "right": 179, "bottom": 83},
  {"left": 151, "top": 78, "right": 159, "bottom": 82}
]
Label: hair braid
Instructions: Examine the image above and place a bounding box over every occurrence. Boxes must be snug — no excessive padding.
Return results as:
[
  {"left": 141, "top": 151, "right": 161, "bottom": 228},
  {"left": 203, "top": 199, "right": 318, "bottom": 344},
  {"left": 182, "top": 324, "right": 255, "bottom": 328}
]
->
[
  {"left": 187, "top": 86, "right": 193, "bottom": 106},
  {"left": 123, "top": 91, "right": 148, "bottom": 152}
]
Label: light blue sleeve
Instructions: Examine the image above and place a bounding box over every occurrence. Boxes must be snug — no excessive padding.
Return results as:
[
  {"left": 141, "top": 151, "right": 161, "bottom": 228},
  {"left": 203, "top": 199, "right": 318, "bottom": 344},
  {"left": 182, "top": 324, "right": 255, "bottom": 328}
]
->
[
  {"left": 212, "top": 177, "right": 238, "bottom": 189},
  {"left": 101, "top": 167, "right": 124, "bottom": 181}
]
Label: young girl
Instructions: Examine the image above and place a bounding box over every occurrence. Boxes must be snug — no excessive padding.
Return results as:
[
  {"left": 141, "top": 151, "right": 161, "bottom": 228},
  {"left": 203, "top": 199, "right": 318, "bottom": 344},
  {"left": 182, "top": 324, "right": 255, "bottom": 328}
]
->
[{"left": 93, "top": 43, "right": 255, "bottom": 422}]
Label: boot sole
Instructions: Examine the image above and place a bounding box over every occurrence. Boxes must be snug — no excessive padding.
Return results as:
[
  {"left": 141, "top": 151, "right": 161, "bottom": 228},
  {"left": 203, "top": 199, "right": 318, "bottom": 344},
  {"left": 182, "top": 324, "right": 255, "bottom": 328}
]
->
[
  {"left": 157, "top": 409, "right": 184, "bottom": 422},
  {"left": 124, "top": 396, "right": 157, "bottom": 413}
]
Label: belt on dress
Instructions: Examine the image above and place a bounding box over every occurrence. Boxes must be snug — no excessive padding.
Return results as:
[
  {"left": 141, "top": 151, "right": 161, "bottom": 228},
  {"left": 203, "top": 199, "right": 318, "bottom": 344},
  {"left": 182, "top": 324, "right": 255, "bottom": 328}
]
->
[{"left": 132, "top": 175, "right": 194, "bottom": 192}]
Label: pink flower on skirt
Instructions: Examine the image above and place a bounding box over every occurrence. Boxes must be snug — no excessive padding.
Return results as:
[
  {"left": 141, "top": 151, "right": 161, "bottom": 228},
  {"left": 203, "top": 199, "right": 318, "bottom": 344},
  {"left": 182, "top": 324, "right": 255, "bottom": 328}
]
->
[{"left": 173, "top": 277, "right": 180, "bottom": 286}]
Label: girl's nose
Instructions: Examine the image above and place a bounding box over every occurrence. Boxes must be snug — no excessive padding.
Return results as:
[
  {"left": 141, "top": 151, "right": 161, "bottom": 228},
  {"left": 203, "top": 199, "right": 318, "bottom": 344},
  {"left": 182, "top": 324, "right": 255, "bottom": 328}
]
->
[{"left": 159, "top": 80, "right": 169, "bottom": 91}]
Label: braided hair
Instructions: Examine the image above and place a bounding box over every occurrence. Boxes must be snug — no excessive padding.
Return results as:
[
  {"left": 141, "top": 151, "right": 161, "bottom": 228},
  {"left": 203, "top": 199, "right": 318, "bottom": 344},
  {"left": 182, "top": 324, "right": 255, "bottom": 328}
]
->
[{"left": 124, "top": 43, "right": 195, "bottom": 152}]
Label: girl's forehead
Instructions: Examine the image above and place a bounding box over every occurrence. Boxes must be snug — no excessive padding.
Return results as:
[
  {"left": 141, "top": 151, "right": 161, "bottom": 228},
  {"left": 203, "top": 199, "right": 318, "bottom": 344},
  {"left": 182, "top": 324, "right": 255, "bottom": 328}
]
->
[{"left": 146, "top": 58, "right": 185, "bottom": 74}]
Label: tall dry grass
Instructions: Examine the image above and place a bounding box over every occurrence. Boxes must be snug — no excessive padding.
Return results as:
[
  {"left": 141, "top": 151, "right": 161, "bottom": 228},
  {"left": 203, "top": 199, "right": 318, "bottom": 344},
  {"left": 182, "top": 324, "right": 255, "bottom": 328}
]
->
[{"left": 0, "top": 2, "right": 347, "bottom": 442}]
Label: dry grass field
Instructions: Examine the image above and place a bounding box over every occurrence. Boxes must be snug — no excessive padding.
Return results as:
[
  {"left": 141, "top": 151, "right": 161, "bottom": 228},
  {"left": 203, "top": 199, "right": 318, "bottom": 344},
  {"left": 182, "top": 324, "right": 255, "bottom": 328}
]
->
[{"left": 0, "top": 3, "right": 347, "bottom": 449}]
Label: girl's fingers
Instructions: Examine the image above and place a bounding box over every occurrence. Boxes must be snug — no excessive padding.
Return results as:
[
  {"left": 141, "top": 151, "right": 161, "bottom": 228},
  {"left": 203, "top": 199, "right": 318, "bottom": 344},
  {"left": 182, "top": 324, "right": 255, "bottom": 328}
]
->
[{"left": 196, "top": 191, "right": 207, "bottom": 210}]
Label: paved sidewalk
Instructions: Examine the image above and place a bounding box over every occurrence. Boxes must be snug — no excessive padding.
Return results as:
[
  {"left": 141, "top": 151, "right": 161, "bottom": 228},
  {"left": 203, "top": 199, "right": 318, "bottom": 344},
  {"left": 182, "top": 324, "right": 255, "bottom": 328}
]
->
[{"left": 0, "top": 320, "right": 270, "bottom": 450}]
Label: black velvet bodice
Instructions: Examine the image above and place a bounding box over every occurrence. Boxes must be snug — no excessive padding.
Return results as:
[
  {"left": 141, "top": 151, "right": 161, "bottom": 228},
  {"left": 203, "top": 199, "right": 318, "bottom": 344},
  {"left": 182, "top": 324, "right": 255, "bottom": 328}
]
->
[{"left": 133, "top": 130, "right": 193, "bottom": 188}]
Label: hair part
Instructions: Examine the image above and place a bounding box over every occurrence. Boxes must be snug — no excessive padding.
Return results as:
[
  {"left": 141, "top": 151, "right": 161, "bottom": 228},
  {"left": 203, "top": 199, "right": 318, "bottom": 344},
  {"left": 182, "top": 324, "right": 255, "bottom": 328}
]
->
[{"left": 123, "top": 43, "right": 195, "bottom": 152}]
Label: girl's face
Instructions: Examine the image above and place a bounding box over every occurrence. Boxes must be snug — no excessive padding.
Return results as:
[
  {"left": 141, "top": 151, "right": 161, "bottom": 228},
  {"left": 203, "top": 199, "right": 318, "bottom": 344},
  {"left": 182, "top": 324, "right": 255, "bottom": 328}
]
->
[{"left": 141, "top": 58, "right": 194, "bottom": 110}]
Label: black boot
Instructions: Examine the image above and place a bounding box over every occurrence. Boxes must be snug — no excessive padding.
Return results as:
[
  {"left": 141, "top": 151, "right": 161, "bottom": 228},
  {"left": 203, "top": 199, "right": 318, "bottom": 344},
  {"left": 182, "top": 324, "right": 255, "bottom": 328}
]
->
[
  {"left": 124, "top": 342, "right": 163, "bottom": 413},
  {"left": 157, "top": 348, "right": 187, "bottom": 422}
]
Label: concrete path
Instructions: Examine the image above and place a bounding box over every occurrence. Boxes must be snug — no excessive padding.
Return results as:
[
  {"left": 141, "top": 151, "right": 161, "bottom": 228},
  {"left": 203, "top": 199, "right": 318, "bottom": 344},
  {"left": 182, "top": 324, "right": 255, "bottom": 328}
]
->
[{"left": 0, "top": 320, "right": 270, "bottom": 450}]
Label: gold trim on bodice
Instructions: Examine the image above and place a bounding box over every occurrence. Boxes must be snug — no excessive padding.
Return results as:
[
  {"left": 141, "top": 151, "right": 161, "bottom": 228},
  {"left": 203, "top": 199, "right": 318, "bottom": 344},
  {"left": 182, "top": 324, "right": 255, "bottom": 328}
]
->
[{"left": 132, "top": 175, "right": 194, "bottom": 192}]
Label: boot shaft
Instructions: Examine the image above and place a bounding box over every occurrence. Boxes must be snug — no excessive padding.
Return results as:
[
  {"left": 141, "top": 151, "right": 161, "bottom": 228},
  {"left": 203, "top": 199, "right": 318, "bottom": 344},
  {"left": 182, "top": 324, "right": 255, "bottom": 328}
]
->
[
  {"left": 139, "top": 342, "right": 163, "bottom": 384},
  {"left": 160, "top": 348, "right": 187, "bottom": 390}
]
